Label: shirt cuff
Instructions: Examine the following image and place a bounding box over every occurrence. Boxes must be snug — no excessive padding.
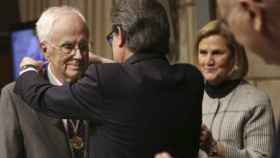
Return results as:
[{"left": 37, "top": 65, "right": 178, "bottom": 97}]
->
[{"left": 19, "top": 67, "right": 38, "bottom": 75}]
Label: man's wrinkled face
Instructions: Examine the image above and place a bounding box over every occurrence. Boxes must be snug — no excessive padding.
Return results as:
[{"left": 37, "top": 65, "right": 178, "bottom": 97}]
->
[{"left": 44, "top": 14, "right": 89, "bottom": 83}]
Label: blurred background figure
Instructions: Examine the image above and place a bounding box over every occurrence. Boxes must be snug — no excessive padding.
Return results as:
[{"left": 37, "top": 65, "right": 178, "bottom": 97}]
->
[
  {"left": 216, "top": 0, "right": 280, "bottom": 158},
  {"left": 195, "top": 20, "right": 274, "bottom": 158},
  {"left": 217, "top": 0, "right": 280, "bottom": 65}
]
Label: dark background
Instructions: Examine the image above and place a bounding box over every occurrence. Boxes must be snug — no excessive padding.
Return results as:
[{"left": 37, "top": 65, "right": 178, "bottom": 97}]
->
[{"left": 0, "top": 0, "right": 20, "bottom": 90}]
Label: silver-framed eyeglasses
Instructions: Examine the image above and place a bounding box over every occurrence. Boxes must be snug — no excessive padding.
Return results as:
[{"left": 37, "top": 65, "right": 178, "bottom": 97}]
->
[{"left": 48, "top": 41, "right": 92, "bottom": 55}]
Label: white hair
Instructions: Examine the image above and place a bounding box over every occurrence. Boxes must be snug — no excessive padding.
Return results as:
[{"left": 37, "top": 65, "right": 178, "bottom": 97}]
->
[{"left": 36, "top": 6, "right": 87, "bottom": 42}]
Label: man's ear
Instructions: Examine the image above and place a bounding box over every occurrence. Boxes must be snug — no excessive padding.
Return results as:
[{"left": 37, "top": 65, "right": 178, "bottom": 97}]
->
[
  {"left": 116, "top": 27, "right": 125, "bottom": 47},
  {"left": 40, "top": 41, "right": 50, "bottom": 59},
  {"left": 239, "top": 0, "right": 264, "bottom": 32}
]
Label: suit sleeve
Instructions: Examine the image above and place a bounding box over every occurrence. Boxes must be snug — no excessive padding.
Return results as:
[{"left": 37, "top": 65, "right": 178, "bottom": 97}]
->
[
  {"left": 14, "top": 65, "right": 103, "bottom": 121},
  {"left": 223, "top": 100, "right": 275, "bottom": 158},
  {"left": 188, "top": 66, "right": 204, "bottom": 158},
  {"left": 0, "top": 83, "right": 25, "bottom": 158}
]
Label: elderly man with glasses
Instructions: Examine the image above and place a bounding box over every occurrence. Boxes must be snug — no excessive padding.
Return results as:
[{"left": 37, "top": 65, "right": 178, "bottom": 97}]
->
[
  {"left": 14, "top": 0, "right": 204, "bottom": 158},
  {"left": 0, "top": 6, "right": 92, "bottom": 158}
]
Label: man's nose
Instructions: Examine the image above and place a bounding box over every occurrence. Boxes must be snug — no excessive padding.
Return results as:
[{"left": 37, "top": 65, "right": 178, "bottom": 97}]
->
[{"left": 73, "top": 48, "right": 83, "bottom": 59}]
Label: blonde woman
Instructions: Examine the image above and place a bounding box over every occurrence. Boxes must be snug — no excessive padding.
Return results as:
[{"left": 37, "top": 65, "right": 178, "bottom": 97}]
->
[{"left": 196, "top": 20, "right": 274, "bottom": 158}]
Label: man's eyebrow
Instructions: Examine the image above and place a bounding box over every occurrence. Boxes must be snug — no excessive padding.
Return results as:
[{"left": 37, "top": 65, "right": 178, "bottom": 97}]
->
[
  {"left": 59, "top": 41, "right": 74, "bottom": 45},
  {"left": 59, "top": 42, "right": 74, "bottom": 47}
]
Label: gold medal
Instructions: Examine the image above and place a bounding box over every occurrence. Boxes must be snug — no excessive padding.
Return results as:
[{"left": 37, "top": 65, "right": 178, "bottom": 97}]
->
[{"left": 70, "top": 135, "right": 84, "bottom": 150}]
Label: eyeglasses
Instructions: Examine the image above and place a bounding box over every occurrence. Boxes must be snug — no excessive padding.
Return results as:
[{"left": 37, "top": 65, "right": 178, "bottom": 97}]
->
[
  {"left": 49, "top": 41, "right": 92, "bottom": 55},
  {"left": 106, "top": 24, "right": 122, "bottom": 47}
]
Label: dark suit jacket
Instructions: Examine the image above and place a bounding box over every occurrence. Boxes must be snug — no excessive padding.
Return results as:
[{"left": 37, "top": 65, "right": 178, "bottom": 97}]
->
[
  {"left": 0, "top": 82, "right": 71, "bottom": 158},
  {"left": 15, "top": 53, "right": 204, "bottom": 158},
  {"left": 273, "top": 124, "right": 280, "bottom": 158}
]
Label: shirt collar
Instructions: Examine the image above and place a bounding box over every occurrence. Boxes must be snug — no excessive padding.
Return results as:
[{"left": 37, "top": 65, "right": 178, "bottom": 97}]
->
[
  {"left": 125, "top": 53, "right": 167, "bottom": 64},
  {"left": 47, "top": 64, "right": 63, "bottom": 86}
]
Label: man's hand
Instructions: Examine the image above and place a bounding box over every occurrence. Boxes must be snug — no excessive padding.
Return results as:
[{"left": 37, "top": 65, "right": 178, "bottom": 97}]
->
[
  {"left": 200, "top": 124, "right": 219, "bottom": 156},
  {"left": 200, "top": 124, "right": 215, "bottom": 147},
  {"left": 20, "top": 57, "right": 46, "bottom": 71},
  {"left": 154, "top": 152, "right": 173, "bottom": 158}
]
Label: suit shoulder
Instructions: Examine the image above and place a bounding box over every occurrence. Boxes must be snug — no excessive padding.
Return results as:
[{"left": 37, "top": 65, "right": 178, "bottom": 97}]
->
[
  {"left": 174, "top": 63, "right": 201, "bottom": 74},
  {"left": 1, "top": 82, "right": 25, "bottom": 104},
  {"left": 0, "top": 82, "right": 24, "bottom": 112},
  {"left": 87, "top": 63, "right": 122, "bottom": 76},
  {"left": 173, "top": 63, "right": 203, "bottom": 81},
  {"left": 1, "top": 82, "right": 16, "bottom": 97},
  {"left": 85, "top": 64, "right": 125, "bottom": 89},
  {"left": 237, "top": 80, "right": 271, "bottom": 107},
  {"left": 90, "top": 63, "right": 122, "bottom": 69}
]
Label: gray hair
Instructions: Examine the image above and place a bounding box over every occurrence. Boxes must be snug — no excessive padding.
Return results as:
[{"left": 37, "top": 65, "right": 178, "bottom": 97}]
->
[
  {"left": 36, "top": 6, "right": 86, "bottom": 42},
  {"left": 111, "top": 0, "right": 170, "bottom": 55}
]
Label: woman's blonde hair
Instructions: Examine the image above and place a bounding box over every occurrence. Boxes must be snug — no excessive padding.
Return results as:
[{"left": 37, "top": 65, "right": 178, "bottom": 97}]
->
[{"left": 194, "top": 20, "right": 248, "bottom": 80}]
